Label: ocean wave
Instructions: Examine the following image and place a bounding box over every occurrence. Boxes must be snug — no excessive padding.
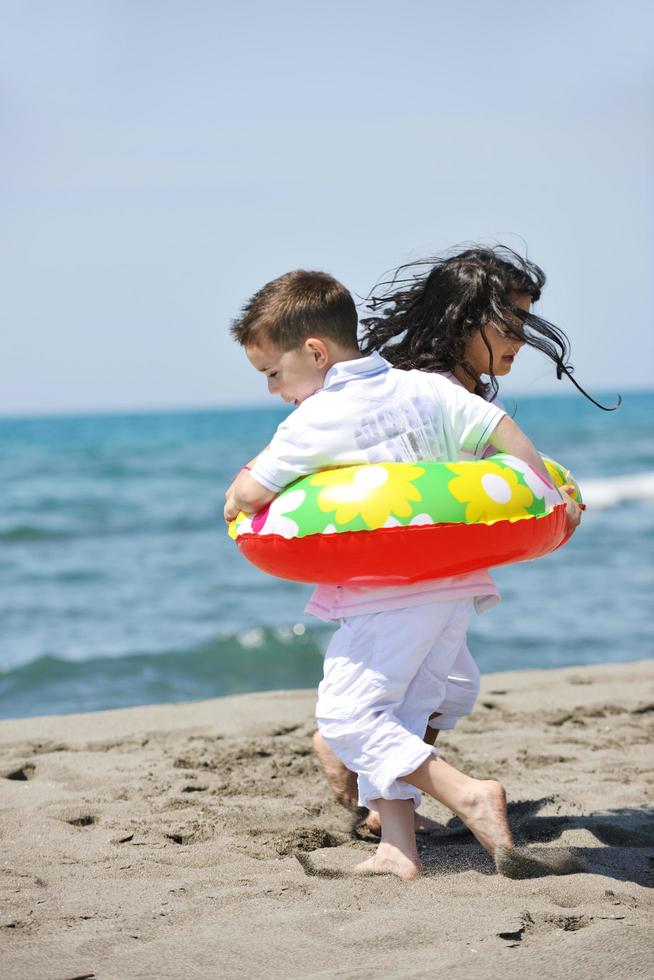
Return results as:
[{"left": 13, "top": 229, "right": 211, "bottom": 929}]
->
[
  {"left": 0, "top": 625, "right": 329, "bottom": 719},
  {"left": 580, "top": 471, "right": 654, "bottom": 509},
  {"left": 0, "top": 515, "right": 219, "bottom": 544},
  {"left": 0, "top": 525, "right": 73, "bottom": 542},
  {"left": 5, "top": 474, "right": 652, "bottom": 546}
]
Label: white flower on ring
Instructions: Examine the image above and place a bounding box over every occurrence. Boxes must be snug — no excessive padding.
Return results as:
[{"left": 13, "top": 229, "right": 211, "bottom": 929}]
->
[
  {"left": 257, "top": 489, "right": 306, "bottom": 539},
  {"left": 500, "top": 455, "right": 560, "bottom": 508}
]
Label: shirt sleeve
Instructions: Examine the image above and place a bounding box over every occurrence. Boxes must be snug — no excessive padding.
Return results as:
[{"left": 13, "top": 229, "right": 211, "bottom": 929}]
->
[
  {"left": 249, "top": 407, "right": 339, "bottom": 492},
  {"left": 434, "top": 377, "right": 506, "bottom": 456}
]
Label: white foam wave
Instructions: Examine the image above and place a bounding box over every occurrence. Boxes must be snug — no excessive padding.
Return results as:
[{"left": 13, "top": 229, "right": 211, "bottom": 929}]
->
[{"left": 580, "top": 471, "right": 654, "bottom": 509}]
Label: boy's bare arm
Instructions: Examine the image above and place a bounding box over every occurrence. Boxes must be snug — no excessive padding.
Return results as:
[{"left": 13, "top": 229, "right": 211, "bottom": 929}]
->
[
  {"left": 224, "top": 469, "right": 276, "bottom": 523},
  {"left": 224, "top": 446, "right": 269, "bottom": 506}
]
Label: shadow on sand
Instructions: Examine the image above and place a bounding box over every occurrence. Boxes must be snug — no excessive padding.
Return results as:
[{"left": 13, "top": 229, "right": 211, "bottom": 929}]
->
[{"left": 415, "top": 797, "right": 654, "bottom": 886}]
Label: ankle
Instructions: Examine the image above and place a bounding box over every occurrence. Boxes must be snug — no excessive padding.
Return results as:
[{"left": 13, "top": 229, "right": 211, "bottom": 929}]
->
[
  {"left": 465, "top": 776, "right": 503, "bottom": 801},
  {"left": 378, "top": 838, "right": 420, "bottom": 864}
]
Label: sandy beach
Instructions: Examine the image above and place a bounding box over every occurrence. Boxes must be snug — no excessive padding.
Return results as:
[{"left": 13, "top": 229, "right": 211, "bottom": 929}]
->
[{"left": 1, "top": 659, "right": 653, "bottom": 979}]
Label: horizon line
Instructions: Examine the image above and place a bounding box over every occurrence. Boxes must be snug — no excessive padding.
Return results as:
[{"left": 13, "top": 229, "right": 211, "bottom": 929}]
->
[{"left": 0, "top": 384, "right": 647, "bottom": 424}]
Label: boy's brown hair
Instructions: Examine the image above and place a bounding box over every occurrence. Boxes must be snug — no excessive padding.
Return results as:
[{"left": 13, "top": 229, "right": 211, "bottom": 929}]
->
[{"left": 231, "top": 270, "right": 359, "bottom": 350}]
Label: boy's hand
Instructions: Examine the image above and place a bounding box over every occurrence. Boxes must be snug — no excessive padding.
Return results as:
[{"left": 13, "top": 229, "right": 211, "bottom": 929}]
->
[
  {"left": 224, "top": 495, "right": 241, "bottom": 525},
  {"left": 223, "top": 450, "right": 268, "bottom": 524},
  {"left": 560, "top": 484, "right": 584, "bottom": 535},
  {"left": 223, "top": 469, "right": 277, "bottom": 525}
]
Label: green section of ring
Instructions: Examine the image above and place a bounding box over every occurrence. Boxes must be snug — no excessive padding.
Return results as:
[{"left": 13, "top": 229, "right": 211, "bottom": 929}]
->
[
  {"left": 288, "top": 461, "right": 465, "bottom": 536},
  {"left": 541, "top": 456, "right": 583, "bottom": 504},
  {"left": 237, "top": 455, "right": 577, "bottom": 540}
]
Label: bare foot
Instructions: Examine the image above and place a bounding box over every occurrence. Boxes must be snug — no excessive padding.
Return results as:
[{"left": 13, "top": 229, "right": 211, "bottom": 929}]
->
[
  {"left": 402, "top": 758, "right": 520, "bottom": 876},
  {"left": 312, "top": 731, "right": 358, "bottom": 808},
  {"left": 365, "top": 809, "right": 445, "bottom": 836},
  {"left": 355, "top": 843, "right": 421, "bottom": 880},
  {"left": 456, "top": 779, "right": 514, "bottom": 856},
  {"left": 364, "top": 810, "right": 382, "bottom": 835}
]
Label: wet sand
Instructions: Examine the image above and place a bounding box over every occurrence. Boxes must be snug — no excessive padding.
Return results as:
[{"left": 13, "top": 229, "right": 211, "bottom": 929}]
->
[{"left": 1, "top": 660, "right": 653, "bottom": 979}]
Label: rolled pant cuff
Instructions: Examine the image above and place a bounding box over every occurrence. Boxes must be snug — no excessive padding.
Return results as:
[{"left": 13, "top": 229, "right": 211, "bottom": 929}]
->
[
  {"left": 431, "top": 713, "right": 459, "bottom": 730},
  {"left": 358, "top": 741, "right": 437, "bottom": 808}
]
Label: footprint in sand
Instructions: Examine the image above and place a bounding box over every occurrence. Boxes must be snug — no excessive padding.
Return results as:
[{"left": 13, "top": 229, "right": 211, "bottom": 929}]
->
[
  {"left": 51, "top": 808, "right": 99, "bottom": 828},
  {"left": 293, "top": 851, "right": 345, "bottom": 879},
  {"left": 2, "top": 763, "right": 36, "bottom": 781},
  {"left": 498, "top": 909, "right": 592, "bottom": 946},
  {"left": 65, "top": 815, "right": 98, "bottom": 828}
]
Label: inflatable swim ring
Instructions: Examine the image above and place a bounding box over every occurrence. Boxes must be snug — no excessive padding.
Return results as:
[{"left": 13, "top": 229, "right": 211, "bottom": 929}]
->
[{"left": 228, "top": 454, "right": 581, "bottom": 585}]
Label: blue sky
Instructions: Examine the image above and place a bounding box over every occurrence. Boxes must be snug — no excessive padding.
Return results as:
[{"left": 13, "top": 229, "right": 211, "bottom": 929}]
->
[{"left": 1, "top": 0, "right": 652, "bottom": 414}]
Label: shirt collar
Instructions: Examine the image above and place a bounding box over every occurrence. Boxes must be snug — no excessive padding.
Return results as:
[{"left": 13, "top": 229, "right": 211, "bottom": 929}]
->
[{"left": 322, "top": 351, "right": 390, "bottom": 391}]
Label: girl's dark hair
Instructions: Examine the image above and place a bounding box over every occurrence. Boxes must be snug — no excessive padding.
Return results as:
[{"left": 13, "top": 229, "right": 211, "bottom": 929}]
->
[{"left": 360, "top": 245, "right": 619, "bottom": 410}]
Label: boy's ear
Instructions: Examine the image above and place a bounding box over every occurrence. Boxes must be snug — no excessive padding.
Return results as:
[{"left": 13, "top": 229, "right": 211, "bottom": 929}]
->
[{"left": 304, "top": 337, "right": 329, "bottom": 367}]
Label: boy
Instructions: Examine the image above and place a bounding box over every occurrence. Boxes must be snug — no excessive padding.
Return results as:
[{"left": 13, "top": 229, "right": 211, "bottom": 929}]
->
[{"left": 225, "top": 269, "right": 578, "bottom": 879}]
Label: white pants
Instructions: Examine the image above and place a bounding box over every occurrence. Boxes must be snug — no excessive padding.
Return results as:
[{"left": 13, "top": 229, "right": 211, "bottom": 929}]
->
[
  {"left": 316, "top": 599, "right": 475, "bottom": 808},
  {"left": 430, "top": 640, "right": 480, "bottom": 730}
]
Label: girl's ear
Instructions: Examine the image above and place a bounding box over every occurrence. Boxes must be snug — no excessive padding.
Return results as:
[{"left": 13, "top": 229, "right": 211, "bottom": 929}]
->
[{"left": 304, "top": 337, "right": 329, "bottom": 367}]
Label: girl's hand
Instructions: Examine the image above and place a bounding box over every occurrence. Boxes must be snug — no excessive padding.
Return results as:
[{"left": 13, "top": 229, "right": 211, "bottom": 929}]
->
[{"left": 560, "top": 484, "right": 584, "bottom": 534}]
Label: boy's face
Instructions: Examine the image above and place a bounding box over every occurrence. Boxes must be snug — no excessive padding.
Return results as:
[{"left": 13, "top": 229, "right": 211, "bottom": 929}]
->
[{"left": 246, "top": 337, "right": 328, "bottom": 407}]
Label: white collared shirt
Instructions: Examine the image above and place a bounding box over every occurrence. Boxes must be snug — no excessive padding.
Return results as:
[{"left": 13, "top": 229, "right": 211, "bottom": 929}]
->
[
  {"left": 249, "top": 354, "right": 506, "bottom": 621},
  {"left": 251, "top": 353, "right": 505, "bottom": 492}
]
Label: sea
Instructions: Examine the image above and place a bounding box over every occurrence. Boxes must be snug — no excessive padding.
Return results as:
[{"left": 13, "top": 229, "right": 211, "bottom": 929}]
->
[{"left": 1, "top": 390, "right": 653, "bottom": 720}]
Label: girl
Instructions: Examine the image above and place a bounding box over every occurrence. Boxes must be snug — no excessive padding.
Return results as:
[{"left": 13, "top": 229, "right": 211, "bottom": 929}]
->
[
  {"left": 360, "top": 245, "right": 616, "bottom": 407},
  {"left": 313, "top": 245, "right": 601, "bottom": 843}
]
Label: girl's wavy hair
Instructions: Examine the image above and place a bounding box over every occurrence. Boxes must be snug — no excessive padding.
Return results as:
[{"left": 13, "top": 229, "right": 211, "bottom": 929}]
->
[{"left": 360, "top": 245, "right": 619, "bottom": 410}]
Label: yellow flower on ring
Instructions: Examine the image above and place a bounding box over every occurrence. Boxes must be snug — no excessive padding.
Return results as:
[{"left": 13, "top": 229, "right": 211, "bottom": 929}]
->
[
  {"left": 447, "top": 462, "right": 533, "bottom": 524},
  {"left": 311, "top": 464, "right": 424, "bottom": 529}
]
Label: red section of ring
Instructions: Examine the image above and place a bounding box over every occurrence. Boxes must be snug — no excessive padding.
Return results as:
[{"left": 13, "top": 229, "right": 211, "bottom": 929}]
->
[{"left": 236, "top": 506, "right": 569, "bottom": 585}]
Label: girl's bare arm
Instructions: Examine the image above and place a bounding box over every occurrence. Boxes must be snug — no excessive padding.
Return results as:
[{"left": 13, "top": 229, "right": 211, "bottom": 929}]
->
[{"left": 489, "top": 416, "right": 582, "bottom": 532}]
